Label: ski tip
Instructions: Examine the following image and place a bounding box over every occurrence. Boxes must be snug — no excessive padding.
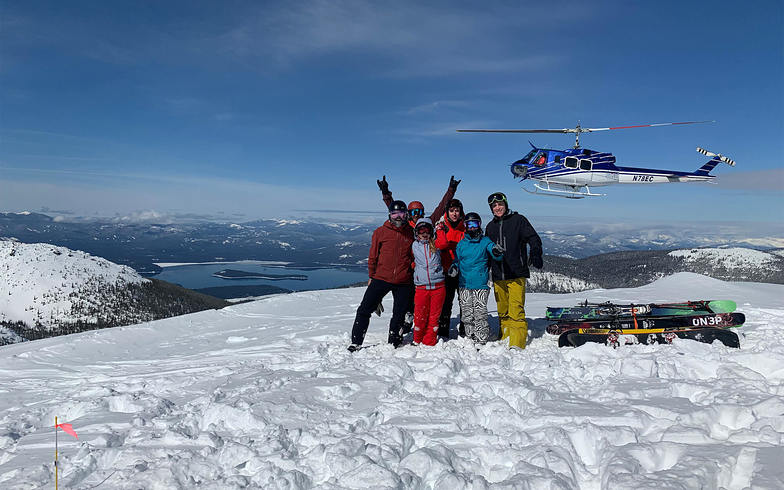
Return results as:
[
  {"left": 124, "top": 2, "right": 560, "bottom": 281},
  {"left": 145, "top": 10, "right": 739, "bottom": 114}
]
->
[{"left": 708, "top": 300, "right": 737, "bottom": 313}]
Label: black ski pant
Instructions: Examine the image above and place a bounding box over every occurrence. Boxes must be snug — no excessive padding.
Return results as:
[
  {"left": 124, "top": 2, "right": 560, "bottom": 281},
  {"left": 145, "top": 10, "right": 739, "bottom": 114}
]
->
[
  {"left": 437, "top": 274, "right": 461, "bottom": 339},
  {"left": 352, "top": 279, "right": 414, "bottom": 346}
]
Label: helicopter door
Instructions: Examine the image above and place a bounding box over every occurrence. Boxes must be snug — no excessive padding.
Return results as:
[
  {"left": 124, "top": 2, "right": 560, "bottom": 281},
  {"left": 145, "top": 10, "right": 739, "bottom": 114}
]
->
[
  {"left": 560, "top": 156, "right": 580, "bottom": 185},
  {"left": 577, "top": 159, "right": 594, "bottom": 184}
]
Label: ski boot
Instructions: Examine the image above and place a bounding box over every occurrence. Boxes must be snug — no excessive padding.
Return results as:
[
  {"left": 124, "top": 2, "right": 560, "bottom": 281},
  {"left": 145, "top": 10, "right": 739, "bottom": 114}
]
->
[{"left": 401, "top": 312, "right": 414, "bottom": 335}]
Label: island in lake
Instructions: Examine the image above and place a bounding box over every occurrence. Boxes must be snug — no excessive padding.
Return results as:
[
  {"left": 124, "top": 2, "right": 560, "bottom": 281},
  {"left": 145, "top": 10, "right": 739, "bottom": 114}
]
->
[{"left": 212, "top": 269, "right": 308, "bottom": 281}]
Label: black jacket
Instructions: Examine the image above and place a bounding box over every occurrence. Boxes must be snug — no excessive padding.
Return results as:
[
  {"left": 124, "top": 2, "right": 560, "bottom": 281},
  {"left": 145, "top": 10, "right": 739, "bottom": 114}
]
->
[{"left": 485, "top": 211, "right": 542, "bottom": 280}]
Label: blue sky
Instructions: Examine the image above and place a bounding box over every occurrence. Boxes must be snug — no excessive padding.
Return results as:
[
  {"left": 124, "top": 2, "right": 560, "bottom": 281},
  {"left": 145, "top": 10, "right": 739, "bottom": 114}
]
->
[{"left": 1, "top": 0, "right": 782, "bottom": 227}]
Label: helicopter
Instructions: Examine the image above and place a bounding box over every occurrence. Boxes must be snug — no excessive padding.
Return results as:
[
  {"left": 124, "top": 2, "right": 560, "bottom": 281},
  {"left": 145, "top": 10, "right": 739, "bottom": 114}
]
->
[{"left": 457, "top": 121, "right": 737, "bottom": 199}]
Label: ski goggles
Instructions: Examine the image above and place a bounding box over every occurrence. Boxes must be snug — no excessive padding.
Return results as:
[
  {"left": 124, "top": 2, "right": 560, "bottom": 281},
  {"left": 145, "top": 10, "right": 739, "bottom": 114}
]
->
[
  {"left": 415, "top": 225, "right": 432, "bottom": 234},
  {"left": 487, "top": 192, "right": 507, "bottom": 205},
  {"left": 389, "top": 210, "right": 408, "bottom": 219},
  {"left": 465, "top": 219, "right": 481, "bottom": 230},
  {"left": 409, "top": 208, "right": 425, "bottom": 218}
]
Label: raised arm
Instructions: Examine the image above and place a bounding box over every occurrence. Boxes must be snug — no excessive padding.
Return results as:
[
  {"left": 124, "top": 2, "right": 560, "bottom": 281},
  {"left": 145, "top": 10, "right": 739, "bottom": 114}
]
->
[
  {"left": 430, "top": 175, "right": 460, "bottom": 223},
  {"left": 377, "top": 176, "right": 393, "bottom": 209}
]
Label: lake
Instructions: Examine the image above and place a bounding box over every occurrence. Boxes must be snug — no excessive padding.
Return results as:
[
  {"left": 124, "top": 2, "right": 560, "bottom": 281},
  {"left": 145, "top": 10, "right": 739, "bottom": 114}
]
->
[{"left": 152, "top": 262, "right": 369, "bottom": 292}]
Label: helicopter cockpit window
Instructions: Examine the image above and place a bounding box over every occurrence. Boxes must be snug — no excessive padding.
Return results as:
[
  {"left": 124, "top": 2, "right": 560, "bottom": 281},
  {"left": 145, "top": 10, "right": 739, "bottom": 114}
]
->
[
  {"left": 580, "top": 159, "right": 592, "bottom": 171},
  {"left": 554, "top": 155, "right": 562, "bottom": 163},
  {"left": 515, "top": 149, "right": 538, "bottom": 165},
  {"left": 533, "top": 152, "right": 547, "bottom": 166},
  {"left": 564, "top": 156, "right": 578, "bottom": 169}
]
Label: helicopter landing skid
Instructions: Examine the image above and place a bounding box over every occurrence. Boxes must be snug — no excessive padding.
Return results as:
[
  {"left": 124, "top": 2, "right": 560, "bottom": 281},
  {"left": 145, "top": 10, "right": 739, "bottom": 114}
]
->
[{"left": 523, "top": 181, "right": 605, "bottom": 199}]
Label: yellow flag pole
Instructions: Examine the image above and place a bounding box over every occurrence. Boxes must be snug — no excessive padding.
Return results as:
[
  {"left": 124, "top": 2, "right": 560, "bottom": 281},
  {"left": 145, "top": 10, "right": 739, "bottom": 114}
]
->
[{"left": 55, "top": 416, "right": 58, "bottom": 490}]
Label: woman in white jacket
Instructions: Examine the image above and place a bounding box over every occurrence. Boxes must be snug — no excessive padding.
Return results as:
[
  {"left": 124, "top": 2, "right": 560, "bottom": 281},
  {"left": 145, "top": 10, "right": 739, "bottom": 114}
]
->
[{"left": 411, "top": 218, "right": 446, "bottom": 346}]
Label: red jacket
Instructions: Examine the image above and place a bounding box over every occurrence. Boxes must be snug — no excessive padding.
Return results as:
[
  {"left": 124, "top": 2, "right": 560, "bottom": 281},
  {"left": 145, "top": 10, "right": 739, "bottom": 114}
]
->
[
  {"left": 434, "top": 219, "right": 465, "bottom": 270},
  {"left": 369, "top": 220, "right": 415, "bottom": 284}
]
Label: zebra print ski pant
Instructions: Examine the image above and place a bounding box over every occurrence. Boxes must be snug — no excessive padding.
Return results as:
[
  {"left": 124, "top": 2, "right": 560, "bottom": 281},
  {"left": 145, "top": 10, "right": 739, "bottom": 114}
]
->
[{"left": 457, "top": 288, "right": 491, "bottom": 343}]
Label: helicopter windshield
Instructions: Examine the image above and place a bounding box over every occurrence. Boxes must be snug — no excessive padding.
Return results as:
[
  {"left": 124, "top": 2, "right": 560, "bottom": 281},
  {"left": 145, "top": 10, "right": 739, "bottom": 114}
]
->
[{"left": 514, "top": 149, "right": 538, "bottom": 165}]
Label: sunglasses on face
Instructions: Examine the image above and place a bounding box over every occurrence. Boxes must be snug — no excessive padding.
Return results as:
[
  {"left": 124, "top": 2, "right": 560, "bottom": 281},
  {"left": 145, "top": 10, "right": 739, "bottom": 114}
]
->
[
  {"left": 390, "top": 211, "right": 407, "bottom": 219},
  {"left": 409, "top": 208, "right": 424, "bottom": 218},
  {"left": 487, "top": 193, "right": 507, "bottom": 205},
  {"left": 465, "top": 220, "right": 481, "bottom": 229}
]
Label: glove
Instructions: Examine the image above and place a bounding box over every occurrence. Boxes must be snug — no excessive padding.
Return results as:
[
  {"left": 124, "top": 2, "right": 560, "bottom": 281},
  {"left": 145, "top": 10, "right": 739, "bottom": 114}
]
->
[
  {"left": 377, "top": 175, "right": 389, "bottom": 194},
  {"left": 529, "top": 254, "right": 543, "bottom": 269},
  {"left": 435, "top": 222, "right": 447, "bottom": 234},
  {"left": 374, "top": 302, "right": 384, "bottom": 317},
  {"left": 447, "top": 264, "right": 459, "bottom": 278},
  {"left": 491, "top": 244, "right": 504, "bottom": 257},
  {"left": 449, "top": 175, "right": 461, "bottom": 191}
]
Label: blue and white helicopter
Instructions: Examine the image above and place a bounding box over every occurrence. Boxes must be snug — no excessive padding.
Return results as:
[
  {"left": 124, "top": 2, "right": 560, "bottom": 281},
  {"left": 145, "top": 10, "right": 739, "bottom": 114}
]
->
[{"left": 457, "top": 121, "right": 736, "bottom": 198}]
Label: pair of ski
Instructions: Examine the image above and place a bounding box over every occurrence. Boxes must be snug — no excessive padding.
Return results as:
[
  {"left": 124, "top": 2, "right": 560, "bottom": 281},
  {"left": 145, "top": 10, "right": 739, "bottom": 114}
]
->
[{"left": 548, "top": 300, "right": 742, "bottom": 348}]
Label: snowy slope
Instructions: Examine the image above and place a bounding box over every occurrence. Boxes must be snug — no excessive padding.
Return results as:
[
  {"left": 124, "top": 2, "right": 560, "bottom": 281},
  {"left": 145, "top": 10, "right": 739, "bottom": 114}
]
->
[
  {"left": 669, "top": 247, "right": 779, "bottom": 269},
  {"left": 0, "top": 241, "right": 147, "bottom": 327},
  {"left": 1, "top": 273, "right": 783, "bottom": 489}
]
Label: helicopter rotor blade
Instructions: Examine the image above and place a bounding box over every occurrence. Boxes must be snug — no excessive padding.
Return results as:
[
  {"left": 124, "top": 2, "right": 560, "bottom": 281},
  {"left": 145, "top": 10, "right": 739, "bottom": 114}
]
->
[
  {"left": 583, "top": 120, "right": 715, "bottom": 132},
  {"left": 457, "top": 120, "right": 715, "bottom": 134},
  {"left": 456, "top": 129, "right": 576, "bottom": 133}
]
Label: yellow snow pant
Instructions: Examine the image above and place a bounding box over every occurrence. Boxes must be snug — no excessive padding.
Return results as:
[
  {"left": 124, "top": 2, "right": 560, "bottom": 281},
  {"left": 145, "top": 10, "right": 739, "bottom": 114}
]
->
[{"left": 493, "top": 277, "right": 528, "bottom": 349}]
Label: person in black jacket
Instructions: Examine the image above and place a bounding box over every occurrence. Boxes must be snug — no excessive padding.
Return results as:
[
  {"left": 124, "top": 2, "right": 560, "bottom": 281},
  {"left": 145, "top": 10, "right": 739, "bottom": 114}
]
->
[{"left": 484, "top": 192, "right": 543, "bottom": 349}]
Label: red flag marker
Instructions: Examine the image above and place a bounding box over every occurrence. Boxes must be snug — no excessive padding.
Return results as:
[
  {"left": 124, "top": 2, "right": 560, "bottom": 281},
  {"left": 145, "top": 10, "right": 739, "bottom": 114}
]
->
[{"left": 55, "top": 423, "right": 78, "bottom": 439}]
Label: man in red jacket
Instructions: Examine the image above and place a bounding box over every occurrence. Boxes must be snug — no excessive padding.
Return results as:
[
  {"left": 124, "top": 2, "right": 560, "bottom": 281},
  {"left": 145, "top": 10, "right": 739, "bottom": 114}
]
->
[{"left": 349, "top": 200, "right": 415, "bottom": 351}]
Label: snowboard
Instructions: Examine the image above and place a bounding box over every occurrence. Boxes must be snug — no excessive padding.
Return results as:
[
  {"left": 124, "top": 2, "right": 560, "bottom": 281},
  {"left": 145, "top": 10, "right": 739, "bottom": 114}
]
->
[
  {"left": 547, "top": 312, "right": 745, "bottom": 336},
  {"left": 558, "top": 326, "right": 740, "bottom": 348},
  {"left": 546, "top": 300, "right": 736, "bottom": 322}
]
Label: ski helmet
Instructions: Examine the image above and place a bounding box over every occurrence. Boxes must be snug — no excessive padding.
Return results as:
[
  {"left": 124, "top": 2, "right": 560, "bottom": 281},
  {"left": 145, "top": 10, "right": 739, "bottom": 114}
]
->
[
  {"left": 389, "top": 200, "right": 407, "bottom": 213},
  {"left": 464, "top": 212, "right": 482, "bottom": 238},
  {"left": 389, "top": 200, "right": 408, "bottom": 225},
  {"left": 408, "top": 201, "right": 425, "bottom": 220},
  {"left": 487, "top": 192, "right": 508, "bottom": 213},
  {"left": 415, "top": 217, "right": 433, "bottom": 234},
  {"left": 446, "top": 198, "right": 464, "bottom": 222}
]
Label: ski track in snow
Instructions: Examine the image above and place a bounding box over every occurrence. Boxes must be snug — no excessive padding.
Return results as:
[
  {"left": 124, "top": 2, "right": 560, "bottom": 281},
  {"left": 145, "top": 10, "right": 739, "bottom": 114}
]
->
[{"left": 1, "top": 273, "right": 783, "bottom": 489}]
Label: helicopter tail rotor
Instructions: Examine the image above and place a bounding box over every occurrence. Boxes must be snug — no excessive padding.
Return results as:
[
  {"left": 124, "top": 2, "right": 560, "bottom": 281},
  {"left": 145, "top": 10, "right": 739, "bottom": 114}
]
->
[{"left": 697, "top": 147, "right": 736, "bottom": 166}]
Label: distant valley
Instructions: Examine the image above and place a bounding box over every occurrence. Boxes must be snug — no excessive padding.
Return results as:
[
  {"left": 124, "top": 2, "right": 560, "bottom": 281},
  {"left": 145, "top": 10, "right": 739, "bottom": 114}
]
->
[{"left": 3, "top": 212, "right": 782, "bottom": 275}]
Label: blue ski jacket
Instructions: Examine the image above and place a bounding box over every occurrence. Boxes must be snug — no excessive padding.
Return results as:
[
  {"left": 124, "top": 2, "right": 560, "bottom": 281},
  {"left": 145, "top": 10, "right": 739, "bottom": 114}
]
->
[{"left": 454, "top": 234, "right": 503, "bottom": 290}]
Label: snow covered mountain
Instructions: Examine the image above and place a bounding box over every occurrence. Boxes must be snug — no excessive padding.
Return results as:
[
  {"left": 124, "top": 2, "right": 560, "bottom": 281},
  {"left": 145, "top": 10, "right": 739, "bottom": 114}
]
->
[
  {"left": 0, "top": 241, "right": 229, "bottom": 344},
  {"left": 1, "top": 273, "right": 782, "bottom": 488},
  {"left": 3, "top": 212, "right": 782, "bottom": 274},
  {"left": 543, "top": 247, "right": 784, "bottom": 290}
]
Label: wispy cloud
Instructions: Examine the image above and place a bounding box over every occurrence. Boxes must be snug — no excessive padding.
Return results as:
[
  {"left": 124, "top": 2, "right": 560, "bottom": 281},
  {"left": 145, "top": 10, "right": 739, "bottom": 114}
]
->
[
  {"left": 2, "top": 1, "right": 583, "bottom": 79},
  {"left": 399, "top": 100, "right": 471, "bottom": 116},
  {"left": 217, "top": 1, "right": 580, "bottom": 78}
]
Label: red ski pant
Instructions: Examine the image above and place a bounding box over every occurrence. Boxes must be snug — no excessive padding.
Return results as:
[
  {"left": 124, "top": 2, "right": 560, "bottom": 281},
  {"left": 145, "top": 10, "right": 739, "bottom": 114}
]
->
[{"left": 413, "top": 285, "right": 446, "bottom": 346}]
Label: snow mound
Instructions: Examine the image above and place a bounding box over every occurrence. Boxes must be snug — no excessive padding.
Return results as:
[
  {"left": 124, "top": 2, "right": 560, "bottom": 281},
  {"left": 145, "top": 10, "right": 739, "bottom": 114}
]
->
[
  {"left": 1, "top": 274, "right": 783, "bottom": 488},
  {"left": 669, "top": 247, "right": 777, "bottom": 269},
  {"left": 0, "top": 241, "right": 147, "bottom": 326}
]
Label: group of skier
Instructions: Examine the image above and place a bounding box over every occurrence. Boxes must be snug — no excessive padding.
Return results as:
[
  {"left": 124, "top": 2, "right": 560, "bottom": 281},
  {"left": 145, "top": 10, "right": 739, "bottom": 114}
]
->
[{"left": 349, "top": 176, "right": 543, "bottom": 352}]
